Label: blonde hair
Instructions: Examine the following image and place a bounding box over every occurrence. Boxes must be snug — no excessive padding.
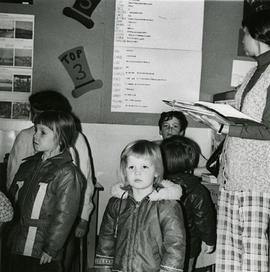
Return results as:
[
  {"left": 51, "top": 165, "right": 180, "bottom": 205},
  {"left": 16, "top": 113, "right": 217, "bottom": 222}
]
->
[{"left": 120, "top": 140, "right": 164, "bottom": 186}]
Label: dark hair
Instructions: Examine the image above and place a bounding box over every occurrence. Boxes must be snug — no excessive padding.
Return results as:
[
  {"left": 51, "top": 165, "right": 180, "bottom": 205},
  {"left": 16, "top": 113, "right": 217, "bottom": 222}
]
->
[
  {"left": 120, "top": 140, "right": 164, "bottom": 185},
  {"left": 34, "top": 110, "right": 77, "bottom": 152},
  {"left": 242, "top": 10, "right": 270, "bottom": 46},
  {"left": 29, "top": 90, "right": 72, "bottom": 112},
  {"left": 158, "top": 111, "right": 188, "bottom": 132},
  {"left": 161, "top": 135, "right": 200, "bottom": 175}
]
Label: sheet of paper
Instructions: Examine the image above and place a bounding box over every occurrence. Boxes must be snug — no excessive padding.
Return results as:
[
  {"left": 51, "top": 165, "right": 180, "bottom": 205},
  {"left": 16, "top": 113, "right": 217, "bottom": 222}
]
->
[
  {"left": 114, "top": 0, "right": 204, "bottom": 51},
  {"left": 231, "top": 59, "right": 256, "bottom": 87},
  {"left": 111, "top": 0, "right": 204, "bottom": 113},
  {"left": 196, "top": 101, "right": 257, "bottom": 121},
  {"left": 111, "top": 47, "right": 202, "bottom": 113}
]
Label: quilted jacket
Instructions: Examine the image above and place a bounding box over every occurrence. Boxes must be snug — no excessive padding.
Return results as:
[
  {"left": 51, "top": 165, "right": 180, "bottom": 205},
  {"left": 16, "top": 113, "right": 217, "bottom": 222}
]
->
[
  {"left": 95, "top": 181, "right": 186, "bottom": 272},
  {"left": 7, "top": 150, "right": 83, "bottom": 260}
]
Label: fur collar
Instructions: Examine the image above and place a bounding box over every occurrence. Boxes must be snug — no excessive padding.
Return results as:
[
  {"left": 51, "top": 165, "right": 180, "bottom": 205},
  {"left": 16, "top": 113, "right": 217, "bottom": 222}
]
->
[{"left": 111, "top": 179, "right": 182, "bottom": 201}]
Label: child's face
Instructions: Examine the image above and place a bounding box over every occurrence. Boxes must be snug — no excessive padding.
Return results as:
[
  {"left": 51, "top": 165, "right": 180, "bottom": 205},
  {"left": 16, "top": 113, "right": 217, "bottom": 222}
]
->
[
  {"left": 125, "top": 155, "right": 156, "bottom": 192},
  {"left": 160, "top": 117, "right": 183, "bottom": 139},
  {"left": 33, "top": 124, "right": 59, "bottom": 153}
]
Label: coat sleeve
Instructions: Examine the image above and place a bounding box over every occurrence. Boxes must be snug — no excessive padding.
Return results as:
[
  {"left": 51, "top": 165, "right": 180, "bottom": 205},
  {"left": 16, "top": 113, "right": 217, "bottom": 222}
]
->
[
  {"left": 71, "top": 132, "right": 95, "bottom": 221},
  {"left": 0, "top": 191, "right": 13, "bottom": 222},
  {"left": 228, "top": 85, "right": 270, "bottom": 140},
  {"left": 159, "top": 201, "right": 186, "bottom": 272},
  {"left": 7, "top": 129, "right": 32, "bottom": 190},
  {"left": 43, "top": 167, "right": 82, "bottom": 257},
  {"left": 94, "top": 197, "right": 119, "bottom": 270},
  {"left": 190, "top": 186, "right": 216, "bottom": 246}
]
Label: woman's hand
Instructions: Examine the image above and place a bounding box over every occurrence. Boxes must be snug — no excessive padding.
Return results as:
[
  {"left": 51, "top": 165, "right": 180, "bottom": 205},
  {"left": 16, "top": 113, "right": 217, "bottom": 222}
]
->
[{"left": 40, "top": 252, "right": 52, "bottom": 264}]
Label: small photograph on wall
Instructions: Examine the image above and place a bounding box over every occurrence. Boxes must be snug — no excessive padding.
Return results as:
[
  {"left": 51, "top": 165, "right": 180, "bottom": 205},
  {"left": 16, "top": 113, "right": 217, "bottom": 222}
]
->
[
  {"left": 0, "top": 0, "right": 33, "bottom": 4},
  {"left": 15, "top": 48, "right": 32, "bottom": 67},
  {"left": 0, "top": 48, "right": 13, "bottom": 66},
  {"left": 12, "top": 101, "right": 30, "bottom": 119},
  {"left": 0, "top": 72, "right": 12, "bottom": 91},
  {"left": 14, "top": 74, "right": 31, "bottom": 92},
  {"left": 15, "top": 21, "right": 33, "bottom": 39},
  {"left": 0, "top": 19, "right": 14, "bottom": 38},
  {"left": 0, "top": 101, "right": 11, "bottom": 118}
]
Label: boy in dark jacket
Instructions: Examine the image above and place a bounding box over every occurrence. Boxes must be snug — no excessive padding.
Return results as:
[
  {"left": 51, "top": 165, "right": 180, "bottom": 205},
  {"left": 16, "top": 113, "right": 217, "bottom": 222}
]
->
[{"left": 161, "top": 135, "right": 216, "bottom": 272}]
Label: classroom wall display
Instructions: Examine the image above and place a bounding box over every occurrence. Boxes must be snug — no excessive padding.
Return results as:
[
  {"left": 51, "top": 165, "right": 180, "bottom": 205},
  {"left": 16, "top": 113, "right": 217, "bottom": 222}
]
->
[
  {"left": 0, "top": 0, "right": 244, "bottom": 126},
  {"left": 63, "top": 0, "right": 102, "bottom": 29},
  {"left": 0, "top": 12, "right": 33, "bottom": 120},
  {"left": 59, "top": 46, "right": 103, "bottom": 98}
]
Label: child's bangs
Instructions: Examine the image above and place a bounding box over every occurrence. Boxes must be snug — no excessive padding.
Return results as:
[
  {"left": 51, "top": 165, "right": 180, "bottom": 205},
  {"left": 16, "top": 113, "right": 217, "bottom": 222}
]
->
[{"left": 34, "top": 114, "right": 57, "bottom": 133}]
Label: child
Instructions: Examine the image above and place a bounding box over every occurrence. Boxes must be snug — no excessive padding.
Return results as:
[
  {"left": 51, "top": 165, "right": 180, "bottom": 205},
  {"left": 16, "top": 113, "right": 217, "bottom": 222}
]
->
[
  {"left": 95, "top": 140, "right": 186, "bottom": 272},
  {"left": 161, "top": 135, "right": 216, "bottom": 272},
  {"left": 7, "top": 111, "right": 84, "bottom": 272},
  {"left": 158, "top": 111, "right": 188, "bottom": 139},
  {"left": 0, "top": 191, "right": 13, "bottom": 224}
]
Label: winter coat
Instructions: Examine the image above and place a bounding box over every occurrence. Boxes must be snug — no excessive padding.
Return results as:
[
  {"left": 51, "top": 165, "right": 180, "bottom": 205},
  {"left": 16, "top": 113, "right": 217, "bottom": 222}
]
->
[
  {"left": 0, "top": 191, "right": 13, "bottom": 223},
  {"left": 168, "top": 173, "right": 216, "bottom": 258},
  {"left": 7, "top": 150, "right": 83, "bottom": 260},
  {"left": 95, "top": 181, "right": 186, "bottom": 272}
]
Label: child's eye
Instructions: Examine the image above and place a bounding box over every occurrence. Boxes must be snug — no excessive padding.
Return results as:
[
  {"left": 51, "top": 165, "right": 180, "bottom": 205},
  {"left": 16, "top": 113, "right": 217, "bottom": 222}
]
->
[
  {"left": 142, "top": 165, "right": 149, "bottom": 169},
  {"left": 128, "top": 166, "right": 134, "bottom": 170}
]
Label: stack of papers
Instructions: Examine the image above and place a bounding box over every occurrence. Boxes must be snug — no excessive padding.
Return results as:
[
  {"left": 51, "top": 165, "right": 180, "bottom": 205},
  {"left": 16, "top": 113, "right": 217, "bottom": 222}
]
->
[{"left": 163, "top": 100, "right": 263, "bottom": 126}]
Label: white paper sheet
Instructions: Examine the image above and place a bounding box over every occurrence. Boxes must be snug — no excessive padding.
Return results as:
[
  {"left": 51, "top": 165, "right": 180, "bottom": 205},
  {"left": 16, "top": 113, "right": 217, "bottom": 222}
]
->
[{"left": 112, "top": 0, "right": 204, "bottom": 113}]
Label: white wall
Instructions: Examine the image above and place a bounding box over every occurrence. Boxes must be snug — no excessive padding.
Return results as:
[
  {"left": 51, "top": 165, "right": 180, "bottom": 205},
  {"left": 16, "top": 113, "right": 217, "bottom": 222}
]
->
[{"left": 0, "top": 119, "right": 212, "bottom": 231}]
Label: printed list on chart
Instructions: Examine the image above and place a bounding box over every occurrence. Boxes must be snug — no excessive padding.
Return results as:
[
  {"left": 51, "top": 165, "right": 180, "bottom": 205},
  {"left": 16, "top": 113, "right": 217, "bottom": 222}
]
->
[{"left": 111, "top": 0, "right": 205, "bottom": 113}]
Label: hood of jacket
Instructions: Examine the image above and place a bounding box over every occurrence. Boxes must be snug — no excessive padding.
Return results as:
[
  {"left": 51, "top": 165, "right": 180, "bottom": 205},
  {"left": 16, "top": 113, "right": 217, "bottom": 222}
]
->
[
  {"left": 111, "top": 179, "right": 182, "bottom": 201},
  {"left": 167, "top": 172, "right": 201, "bottom": 194}
]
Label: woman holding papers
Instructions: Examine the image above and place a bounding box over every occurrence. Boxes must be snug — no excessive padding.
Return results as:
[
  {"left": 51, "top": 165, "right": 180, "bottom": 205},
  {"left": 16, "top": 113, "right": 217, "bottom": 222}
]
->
[{"left": 194, "top": 10, "right": 270, "bottom": 272}]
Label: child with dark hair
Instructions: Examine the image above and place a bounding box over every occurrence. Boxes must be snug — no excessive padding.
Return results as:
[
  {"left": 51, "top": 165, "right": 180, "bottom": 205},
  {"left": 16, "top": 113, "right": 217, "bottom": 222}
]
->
[
  {"left": 158, "top": 111, "right": 188, "bottom": 139},
  {"left": 161, "top": 135, "right": 216, "bottom": 272},
  {"left": 7, "top": 111, "right": 84, "bottom": 272},
  {"left": 95, "top": 140, "right": 186, "bottom": 272},
  {"left": 7, "top": 90, "right": 94, "bottom": 241}
]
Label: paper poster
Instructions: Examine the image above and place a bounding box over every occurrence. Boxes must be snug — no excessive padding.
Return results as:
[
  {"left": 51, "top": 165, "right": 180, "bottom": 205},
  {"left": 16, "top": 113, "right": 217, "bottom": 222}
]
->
[
  {"left": 0, "top": 13, "right": 34, "bottom": 120},
  {"left": 111, "top": 0, "right": 204, "bottom": 113},
  {"left": 112, "top": 47, "right": 202, "bottom": 113}
]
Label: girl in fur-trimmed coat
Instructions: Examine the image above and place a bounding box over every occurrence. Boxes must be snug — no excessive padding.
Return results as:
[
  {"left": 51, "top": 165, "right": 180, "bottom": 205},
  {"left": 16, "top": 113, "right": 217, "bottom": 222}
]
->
[{"left": 95, "top": 140, "right": 186, "bottom": 272}]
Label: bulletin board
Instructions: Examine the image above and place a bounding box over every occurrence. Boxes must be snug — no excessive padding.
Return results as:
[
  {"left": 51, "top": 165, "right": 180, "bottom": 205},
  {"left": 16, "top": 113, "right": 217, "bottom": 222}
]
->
[{"left": 0, "top": 0, "right": 244, "bottom": 126}]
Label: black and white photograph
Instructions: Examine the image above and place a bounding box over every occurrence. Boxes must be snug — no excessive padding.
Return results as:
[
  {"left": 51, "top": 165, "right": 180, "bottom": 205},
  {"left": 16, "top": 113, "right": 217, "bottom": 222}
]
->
[
  {"left": 14, "top": 48, "right": 32, "bottom": 67},
  {"left": 0, "top": 73, "right": 12, "bottom": 91},
  {"left": 0, "top": 48, "right": 13, "bottom": 66},
  {"left": 0, "top": 101, "right": 11, "bottom": 118},
  {"left": 15, "top": 21, "right": 33, "bottom": 39},
  {"left": 12, "top": 101, "right": 30, "bottom": 119},
  {"left": 13, "top": 74, "right": 31, "bottom": 92}
]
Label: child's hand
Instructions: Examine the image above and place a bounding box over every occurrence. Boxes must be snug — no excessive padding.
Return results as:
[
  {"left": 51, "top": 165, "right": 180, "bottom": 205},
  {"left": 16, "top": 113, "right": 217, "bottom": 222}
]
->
[
  {"left": 75, "top": 219, "right": 88, "bottom": 238},
  {"left": 40, "top": 252, "right": 52, "bottom": 264},
  {"left": 201, "top": 241, "right": 215, "bottom": 254}
]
